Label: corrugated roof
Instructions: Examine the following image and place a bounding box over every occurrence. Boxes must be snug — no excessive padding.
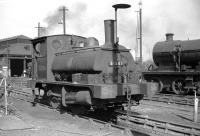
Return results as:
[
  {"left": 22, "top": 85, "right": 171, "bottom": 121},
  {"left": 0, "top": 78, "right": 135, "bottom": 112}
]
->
[{"left": 0, "top": 35, "right": 31, "bottom": 42}]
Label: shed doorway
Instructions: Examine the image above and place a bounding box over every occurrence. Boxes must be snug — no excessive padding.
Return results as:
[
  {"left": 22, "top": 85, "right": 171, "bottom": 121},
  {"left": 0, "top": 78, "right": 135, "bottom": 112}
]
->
[{"left": 10, "top": 59, "right": 23, "bottom": 77}]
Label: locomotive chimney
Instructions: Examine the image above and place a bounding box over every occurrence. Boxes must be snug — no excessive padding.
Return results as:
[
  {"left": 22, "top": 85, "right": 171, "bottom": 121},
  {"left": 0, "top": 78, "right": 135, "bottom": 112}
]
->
[
  {"left": 166, "top": 33, "right": 174, "bottom": 41},
  {"left": 104, "top": 20, "right": 116, "bottom": 47}
]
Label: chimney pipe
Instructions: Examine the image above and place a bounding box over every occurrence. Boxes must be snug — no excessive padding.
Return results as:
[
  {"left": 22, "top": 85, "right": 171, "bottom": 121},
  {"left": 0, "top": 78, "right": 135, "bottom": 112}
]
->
[
  {"left": 166, "top": 33, "right": 174, "bottom": 41},
  {"left": 104, "top": 20, "right": 116, "bottom": 47}
]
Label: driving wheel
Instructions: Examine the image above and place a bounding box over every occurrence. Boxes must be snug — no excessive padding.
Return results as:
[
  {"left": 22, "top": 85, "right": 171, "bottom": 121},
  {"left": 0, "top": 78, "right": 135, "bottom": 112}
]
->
[{"left": 172, "top": 79, "right": 186, "bottom": 95}]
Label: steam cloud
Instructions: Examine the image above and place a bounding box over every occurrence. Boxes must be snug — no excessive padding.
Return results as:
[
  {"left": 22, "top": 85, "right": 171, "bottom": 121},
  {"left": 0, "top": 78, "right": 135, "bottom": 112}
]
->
[
  {"left": 41, "top": 0, "right": 200, "bottom": 61},
  {"left": 41, "top": 2, "right": 89, "bottom": 36},
  {"left": 41, "top": 5, "right": 63, "bottom": 35}
]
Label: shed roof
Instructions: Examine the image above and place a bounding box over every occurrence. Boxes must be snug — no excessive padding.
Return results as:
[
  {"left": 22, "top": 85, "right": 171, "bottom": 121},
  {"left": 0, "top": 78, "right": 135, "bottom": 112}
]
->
[
  {"left": 0, "top": 35, "right": 31, "bottom": 42},
  {"left": 0, "top": 35, "right": 32, "bottom": 46}
]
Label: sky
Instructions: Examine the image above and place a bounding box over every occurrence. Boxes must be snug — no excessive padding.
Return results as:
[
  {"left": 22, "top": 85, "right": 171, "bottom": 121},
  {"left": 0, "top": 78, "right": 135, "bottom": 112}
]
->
[{"left": 0, "top": 0, "right": 200, "bottom": 61}]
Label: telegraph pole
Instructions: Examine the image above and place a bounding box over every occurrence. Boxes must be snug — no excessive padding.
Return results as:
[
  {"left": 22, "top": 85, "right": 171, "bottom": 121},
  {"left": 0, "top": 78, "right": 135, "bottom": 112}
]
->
[
  {"left": 59, "top": 6, "right": 68, "bottom": 35},
  {"left": 35, "top": 22, "right": 45, "bottom": 37},
  {"left": 139, "top": 1, "right": 142, "bottom": 63}
]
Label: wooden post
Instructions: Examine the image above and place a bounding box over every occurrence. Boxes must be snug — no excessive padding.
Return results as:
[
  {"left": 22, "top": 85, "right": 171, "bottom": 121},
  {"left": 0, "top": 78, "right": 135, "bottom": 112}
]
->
[
  {"left": 59, "top": 6, "right": 68, "bottom": 35},
  {"left": 35, "top": 22, "right": 45, "bottom": 37},
  {"left": 194, "top": 90, "right": 199, "bottom": 122},
  {"left": 2, "top": 66, "right": 8, "bottom": 115}
]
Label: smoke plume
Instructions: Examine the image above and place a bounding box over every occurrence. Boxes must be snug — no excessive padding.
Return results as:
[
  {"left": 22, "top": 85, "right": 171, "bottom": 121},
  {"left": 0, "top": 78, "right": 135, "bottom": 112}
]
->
[
  {"left": 41, "top": 5, "right": 63, "bottom": 35},
  {"left": 40, "top": 0, "right": 200, "bottom": 61},
  {"left": 41, "top": 2, "right": 89, "bottom": 36}
]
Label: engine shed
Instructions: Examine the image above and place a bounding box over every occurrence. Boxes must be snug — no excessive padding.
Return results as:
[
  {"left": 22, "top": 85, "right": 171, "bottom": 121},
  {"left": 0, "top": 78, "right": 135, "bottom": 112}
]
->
[{"left": 0, "top": 35, "right": 32, "bottom": 77}]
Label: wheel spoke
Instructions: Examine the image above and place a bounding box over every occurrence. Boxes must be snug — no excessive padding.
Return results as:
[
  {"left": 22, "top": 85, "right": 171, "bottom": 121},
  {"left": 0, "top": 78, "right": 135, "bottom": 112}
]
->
[{"left": 172, "top": 79, "right": 186, "bottom": 95}]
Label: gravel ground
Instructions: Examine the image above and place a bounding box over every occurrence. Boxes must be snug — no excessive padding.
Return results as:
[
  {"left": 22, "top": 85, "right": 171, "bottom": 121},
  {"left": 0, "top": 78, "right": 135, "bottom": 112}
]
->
[
  {"left": 0, "top": 96, "right": 130, "bottom": 136},
  {"left": 131, "top": 100, "right": 200, "bottom": 126}
]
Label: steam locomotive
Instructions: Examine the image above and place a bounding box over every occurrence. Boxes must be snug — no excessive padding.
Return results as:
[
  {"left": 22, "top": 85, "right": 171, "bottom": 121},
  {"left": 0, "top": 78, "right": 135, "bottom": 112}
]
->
[
  {"left": 143, "top": 33, "right": 200, "bottom": 95},
  {"left": 29, "top": 19, "right": 143, "bottom": 112}
]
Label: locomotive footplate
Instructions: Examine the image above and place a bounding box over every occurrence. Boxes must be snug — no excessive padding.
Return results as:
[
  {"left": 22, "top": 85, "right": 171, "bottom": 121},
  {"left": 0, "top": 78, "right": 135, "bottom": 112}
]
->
[
  {"left": 143, "top": 71, "right": 200, "bottom": 75},
  {"left": 93, "top": 94, "right": 144, "bottom": 108}
]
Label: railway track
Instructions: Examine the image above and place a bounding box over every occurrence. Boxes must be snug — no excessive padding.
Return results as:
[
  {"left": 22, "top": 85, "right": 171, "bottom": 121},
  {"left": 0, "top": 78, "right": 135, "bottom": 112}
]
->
[
  {"left": 1, "top": 86, "right": 150, "bottom": 136},
  {"left": 116, "top": 110, "right": 200, "bottom": 136},
  {"left": 144, "top": 93, "right": 200, "bottom": 107},
  {"left": 3, "top": 86, "right": 200, "bottom": 136}
]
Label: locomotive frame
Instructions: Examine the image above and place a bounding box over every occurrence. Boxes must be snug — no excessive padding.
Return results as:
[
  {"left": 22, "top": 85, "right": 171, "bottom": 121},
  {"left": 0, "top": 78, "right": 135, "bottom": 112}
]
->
[{"left": 143, "top": 71, "right": 200, "bottom": 95}]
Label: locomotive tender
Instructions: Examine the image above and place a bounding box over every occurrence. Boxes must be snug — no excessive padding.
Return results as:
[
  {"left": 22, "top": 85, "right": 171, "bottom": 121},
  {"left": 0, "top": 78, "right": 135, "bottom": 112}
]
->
[
  {"left": 143, "top": 33, "right": 200, "bottom": 95},
  {"left": 29, "top": 19, "right": 142, "bottom": 111}
]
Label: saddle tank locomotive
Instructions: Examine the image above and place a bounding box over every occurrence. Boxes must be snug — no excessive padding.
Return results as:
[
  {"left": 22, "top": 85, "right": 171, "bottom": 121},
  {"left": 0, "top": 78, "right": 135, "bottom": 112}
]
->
[{"left": 29, "top": 20, "right": 143, "bottom": 112}]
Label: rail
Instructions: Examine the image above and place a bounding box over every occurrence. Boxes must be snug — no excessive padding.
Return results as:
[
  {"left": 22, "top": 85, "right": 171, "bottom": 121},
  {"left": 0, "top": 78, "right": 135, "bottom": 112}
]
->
[
  {"left": 144, "top": 93, "right": 200, "bottom": 107},
  {"left": 4, "top": 87, "right": 150, "bottom": 136},
  {"left": 116, "top": 110, "right": 200, "bottom": 136}
]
